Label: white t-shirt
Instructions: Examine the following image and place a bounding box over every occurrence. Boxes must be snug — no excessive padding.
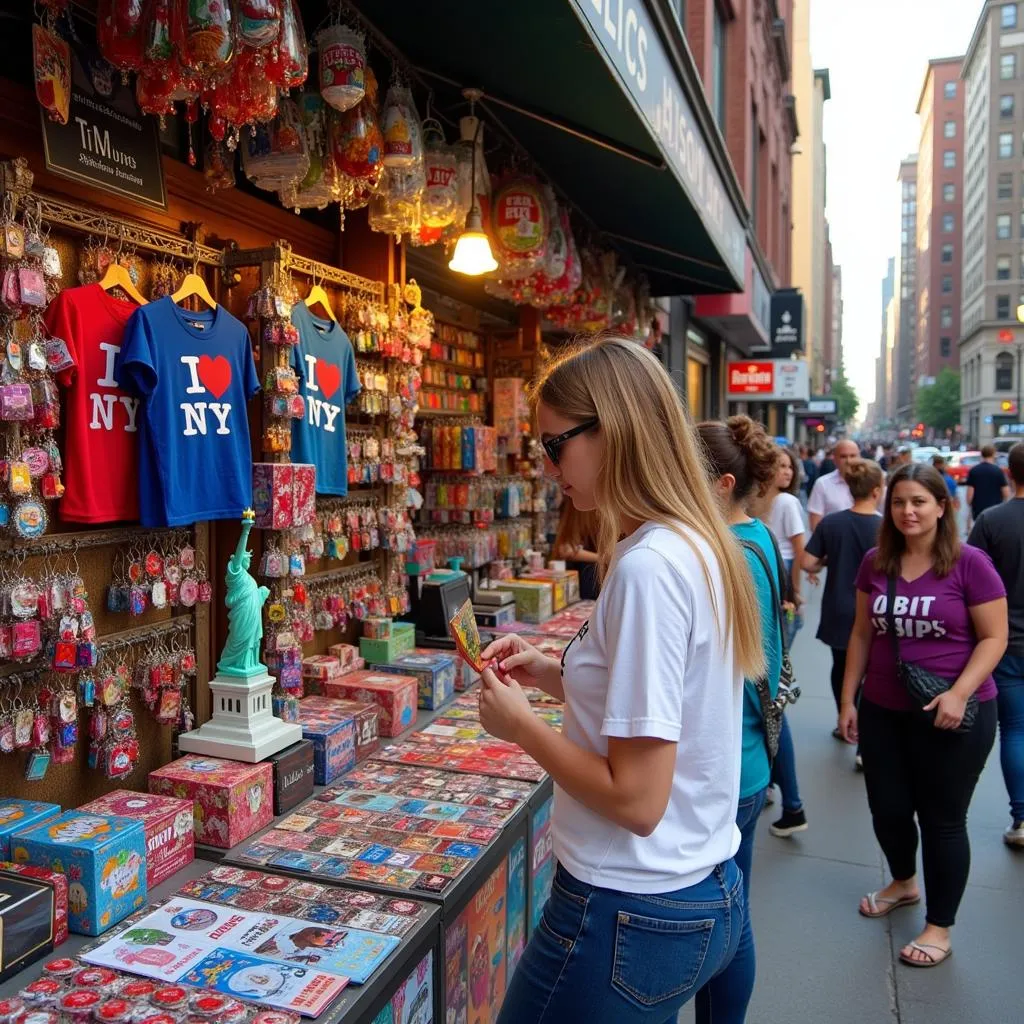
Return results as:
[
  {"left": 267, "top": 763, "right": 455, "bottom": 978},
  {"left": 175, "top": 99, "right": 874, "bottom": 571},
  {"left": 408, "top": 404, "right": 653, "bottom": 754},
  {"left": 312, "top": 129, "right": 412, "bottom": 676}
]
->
[
  {"left": 768, "top": 492, "right": 805, "bottom": 561},
  {"left": 553, "top": 520, "right": 743, "bottom": 895}
]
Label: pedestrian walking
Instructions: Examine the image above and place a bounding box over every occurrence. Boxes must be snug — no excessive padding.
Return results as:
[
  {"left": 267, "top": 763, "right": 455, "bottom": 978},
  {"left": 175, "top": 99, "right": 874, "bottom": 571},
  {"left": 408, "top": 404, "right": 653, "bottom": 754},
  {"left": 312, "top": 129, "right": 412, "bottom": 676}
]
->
[
  {"left": 763, "top": 446, "right": 806, "bottom": 650},
  {"left": 838, "top": 463, "right": 1006, "bottom": 968},
  {"left": 967, "top": 441, "right": 1024, "bottom": 847},
  {"left": 695, "top": 415, "right": 787, "bottom": 1021},
  {"left": 800, "top": 444, "right": 818, "bottom": 509},
  {"left": 480, "top": 337, "right": 764, "bottom": 1023},
  {"left": 966, "top": 445, "right": 1009, "bottom": 527},
  {"left": 931, "top": 454, "right": 961, "bottom": 513},
  {"left": 807, "top": 439, "right": 861, "bottom": 530},
  {"left": 802, "top": 460, "right": 883, "bottom": 760}
]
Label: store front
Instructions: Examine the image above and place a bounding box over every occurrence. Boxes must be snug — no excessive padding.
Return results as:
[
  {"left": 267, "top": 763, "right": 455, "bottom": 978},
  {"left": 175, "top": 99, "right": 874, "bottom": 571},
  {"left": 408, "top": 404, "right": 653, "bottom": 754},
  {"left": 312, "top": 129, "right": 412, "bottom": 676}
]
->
[{"left": 0, "top": 2, "right": 747, "bottom": 1022}]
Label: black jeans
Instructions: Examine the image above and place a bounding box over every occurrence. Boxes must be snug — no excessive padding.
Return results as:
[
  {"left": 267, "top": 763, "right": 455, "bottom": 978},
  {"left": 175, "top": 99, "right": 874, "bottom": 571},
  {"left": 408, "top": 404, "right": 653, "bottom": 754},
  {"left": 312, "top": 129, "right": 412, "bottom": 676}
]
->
[
  {"left": 859, "top": 696, "right": 997, "bottom": 927},
  {"left": 830, "top": 648, "right": 847, "bottom": 711}
]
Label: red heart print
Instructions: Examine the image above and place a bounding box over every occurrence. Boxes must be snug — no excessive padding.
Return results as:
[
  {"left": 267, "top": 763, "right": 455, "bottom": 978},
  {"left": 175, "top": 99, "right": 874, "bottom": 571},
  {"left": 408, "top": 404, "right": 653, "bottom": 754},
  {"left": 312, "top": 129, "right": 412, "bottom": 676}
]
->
[
  {"left": 197, "top": 354, "right": 232, "bottom": 399},
  {"left": 316, "top": 360, "right": 341, "bottom": 401}
]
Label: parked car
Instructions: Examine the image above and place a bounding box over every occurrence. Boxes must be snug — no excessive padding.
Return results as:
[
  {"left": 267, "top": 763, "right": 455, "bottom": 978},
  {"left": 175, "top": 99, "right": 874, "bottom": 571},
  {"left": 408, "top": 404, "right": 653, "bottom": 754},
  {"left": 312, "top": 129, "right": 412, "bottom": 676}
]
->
[
  {"left": 947, "top": 451, "right": 981, "bottom": 484},
  {"left": 911, "top": 445, "right": 940, "bottom": 463}
]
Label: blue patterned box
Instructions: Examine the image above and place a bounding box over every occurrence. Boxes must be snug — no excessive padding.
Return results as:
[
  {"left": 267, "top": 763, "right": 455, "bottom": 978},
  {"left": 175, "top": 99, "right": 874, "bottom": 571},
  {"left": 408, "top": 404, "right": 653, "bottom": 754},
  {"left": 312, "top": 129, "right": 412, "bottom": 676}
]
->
[
  {"left": 0, "top": 799, "right": 61, "bottom": 860},
  {"left": 11, "top": 811, "right": 147, "bottom": 936},
  {"left": 378, "top": 651, "right": 457, "bottom": 710},
  {"left": 299, "top": 710, "right": 356, "bottom": 784}
]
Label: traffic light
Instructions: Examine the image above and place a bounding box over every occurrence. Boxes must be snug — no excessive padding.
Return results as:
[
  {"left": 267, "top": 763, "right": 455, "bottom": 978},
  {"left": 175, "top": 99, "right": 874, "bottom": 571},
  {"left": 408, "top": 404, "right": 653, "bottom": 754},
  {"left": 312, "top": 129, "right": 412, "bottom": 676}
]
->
[{"left": 1002, "top": 400, "right": 1018, "bottom": 414}]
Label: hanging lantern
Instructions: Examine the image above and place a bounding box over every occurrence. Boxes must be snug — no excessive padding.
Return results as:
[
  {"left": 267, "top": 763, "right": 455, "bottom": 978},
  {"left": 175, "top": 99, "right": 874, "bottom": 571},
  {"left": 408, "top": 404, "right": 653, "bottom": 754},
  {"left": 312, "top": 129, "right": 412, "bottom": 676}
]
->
[
  {"left": 183, "top": 0, "right": 235, "bottom": 78},
  {"left": 241, "top": 96, "right": 309, "bottom": 192},
  {"left": 280, "top": 94, "right": 338, "bottom": 211},
  {"left": 317, "top": 23, "right": 366, "bottom": 112},
  {"left": 277, "top": 0, "right": 308, "bottom": 89},
  {"left": 331, "top": 67, "right": 383, "bottom": 184},
  {"left": 421, "top": 121, "right": 458, "bottom": 229},
  {"left": 33, "top": 22, "right": 70, "bottom": 126},
  {"left": 96, "top": 0, "right": 146, "bottom": 77},
  {"left": 381, "top": 82, "right": 423, "bottom": 169},
  {"left": 490, "top": 172, "right": 549, "bottom": 279},
  {"left": 203, "top": 136, "right": 237, "bottom": 193},
  {"left": 236, "top": 0, "right": 281, "bottom": 50}
]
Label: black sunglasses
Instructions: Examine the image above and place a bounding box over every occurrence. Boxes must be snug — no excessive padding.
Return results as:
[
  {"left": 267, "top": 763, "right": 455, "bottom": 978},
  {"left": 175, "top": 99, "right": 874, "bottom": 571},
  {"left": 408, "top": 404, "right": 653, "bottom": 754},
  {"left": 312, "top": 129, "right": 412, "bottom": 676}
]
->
[{"left": 542, "top": 418, "right": 598, "bottom": 465}]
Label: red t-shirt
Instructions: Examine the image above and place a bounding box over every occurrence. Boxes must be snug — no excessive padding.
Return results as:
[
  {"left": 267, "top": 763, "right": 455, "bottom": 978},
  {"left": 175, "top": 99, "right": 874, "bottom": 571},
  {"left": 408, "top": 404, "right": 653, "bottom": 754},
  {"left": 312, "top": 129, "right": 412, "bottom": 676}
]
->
[{"left": 43, "top": 284, "right": 140, "bottom": 522}]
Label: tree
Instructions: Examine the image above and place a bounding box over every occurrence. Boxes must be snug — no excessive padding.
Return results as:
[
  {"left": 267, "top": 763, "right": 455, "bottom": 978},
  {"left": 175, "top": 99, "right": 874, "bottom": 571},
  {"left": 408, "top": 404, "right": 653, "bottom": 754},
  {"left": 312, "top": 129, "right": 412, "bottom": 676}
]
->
[
  {"left": 915, "top": 367, "right": 961, "bottom": 432},
  {"left": 829, "top": 368, "right": 859, "bottom": 423}
]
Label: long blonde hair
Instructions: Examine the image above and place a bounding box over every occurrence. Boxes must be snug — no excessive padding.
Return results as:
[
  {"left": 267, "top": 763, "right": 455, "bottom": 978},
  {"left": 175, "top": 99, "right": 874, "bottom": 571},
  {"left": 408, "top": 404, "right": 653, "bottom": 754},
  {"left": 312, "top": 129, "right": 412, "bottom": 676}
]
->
[{"left": 532, "top": 335, "right": 765, "bottom": 680}]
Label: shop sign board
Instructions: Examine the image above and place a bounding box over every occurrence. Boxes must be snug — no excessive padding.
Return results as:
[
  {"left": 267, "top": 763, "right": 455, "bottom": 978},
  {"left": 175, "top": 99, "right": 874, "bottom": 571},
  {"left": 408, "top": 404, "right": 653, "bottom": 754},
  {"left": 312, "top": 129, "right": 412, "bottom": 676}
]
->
[
  {"left": 770, "top": 290, "right": 804, "bottom": 357},
  {"left": 41, "top": 40, "right": 166, "bottom": 210},
  {"left": 727, "top": 360, "right": 810, "bottom": 402},
  {"left": 806, "top": 397, "right": 838, "bottom": 415},
  {"left": 570, "top": 0, "right": 746, "bottom": 282}
]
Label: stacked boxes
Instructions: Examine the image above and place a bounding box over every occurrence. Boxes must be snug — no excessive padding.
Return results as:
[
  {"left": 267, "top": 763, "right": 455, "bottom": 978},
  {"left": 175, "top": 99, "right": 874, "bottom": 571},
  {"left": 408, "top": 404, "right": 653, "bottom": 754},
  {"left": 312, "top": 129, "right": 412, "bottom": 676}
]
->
[
  {"left": 298, "top": 705, "right": 357, "bottom": 785},
  {"left": 0, "top": 799, "right": 61, "bottom": 859},
  {"left": 252, "top": 462, "right": 316, "bottom": 529},
  {"left": 360, "top": 621, "right": 415, "bottom": 665},
  {"left": 322, "top": 669, "right": 419, "bottom": 737},
  {"left": 301, "top": 654, "right": 341, "bottom": 695},
  {"left": 262, "top": 739, "right": 316, "bottom": 814},
  {"left": 0, "top": 862, "right": 69, "bottom": 946},
  {"left": 377, "top": 651, "right": 457, "bottom": 710},
  {"left": 503, "top": 581, "right": 554, "bottom": 624},
  {"left": 299, "top": 695, "right": 380, "bottom": 762}
]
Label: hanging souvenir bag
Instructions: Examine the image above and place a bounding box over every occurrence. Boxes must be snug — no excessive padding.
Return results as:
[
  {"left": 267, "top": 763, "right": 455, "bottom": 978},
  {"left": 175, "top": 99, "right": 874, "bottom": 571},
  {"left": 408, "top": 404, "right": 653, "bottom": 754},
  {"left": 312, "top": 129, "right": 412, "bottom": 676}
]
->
[
  {"left": 242, "top": 97, "right": 310, "bottom": 192},
  {"left": 490, "top": 172, "right": 550, "bottom": 279},
  {"left": 381, "top": 82, "right": 422, "bottom": 169},
  {"left": 317, "top": 22, "right": 366, "bottom": 112},
  {"left": 421, "top": 121, "right": 458, "bottom": 228}
]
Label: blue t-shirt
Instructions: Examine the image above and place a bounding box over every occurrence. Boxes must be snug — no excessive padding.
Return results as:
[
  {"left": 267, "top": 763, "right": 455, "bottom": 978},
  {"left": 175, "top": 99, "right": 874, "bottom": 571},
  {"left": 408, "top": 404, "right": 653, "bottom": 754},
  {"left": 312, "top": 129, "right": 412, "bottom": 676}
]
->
[
  {"left": 116, "top": 298, "right": 259, "bottom": 526},
  {"left": 290, "top": 302, "right": 361, "bottom": 496},
  {"left": 944, "top": 472, "right": 958, "bottom": 500},
  {"left": 732, "top": 518, "right": 783, "bottom": 799}
]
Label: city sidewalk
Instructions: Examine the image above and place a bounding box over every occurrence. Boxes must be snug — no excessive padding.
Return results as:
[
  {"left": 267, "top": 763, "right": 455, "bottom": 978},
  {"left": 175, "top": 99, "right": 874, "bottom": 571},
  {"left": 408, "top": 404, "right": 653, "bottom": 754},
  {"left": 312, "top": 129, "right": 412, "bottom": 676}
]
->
[{"left": 683, "top": 575, "right": 1020, "bottom": 1024}]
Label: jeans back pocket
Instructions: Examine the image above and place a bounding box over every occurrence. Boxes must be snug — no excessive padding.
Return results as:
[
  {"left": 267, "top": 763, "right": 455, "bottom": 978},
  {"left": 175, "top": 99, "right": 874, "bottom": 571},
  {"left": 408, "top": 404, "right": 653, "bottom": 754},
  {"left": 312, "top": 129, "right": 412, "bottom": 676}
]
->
[{"left": 611, "top": 911, "right": 716, "bottom": 1008}]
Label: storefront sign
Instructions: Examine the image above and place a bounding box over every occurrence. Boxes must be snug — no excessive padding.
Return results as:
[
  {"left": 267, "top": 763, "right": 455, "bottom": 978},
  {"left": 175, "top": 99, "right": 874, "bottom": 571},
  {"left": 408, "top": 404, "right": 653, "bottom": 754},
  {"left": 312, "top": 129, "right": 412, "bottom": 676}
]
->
[
  {"left": 571, "top": 0, "right": 746, "bottom": 282},
  {"left": 805, "top": 397, "right": 837, "bottom": 415},
  {"left": 770, "top": 290, "right": 804, "bottom": 357},
  {"left": 41, "top": 40, "right": 166, "bottom": 210},
  {"left": 727, "top": 359, "right": 809, "bottom": 402}
]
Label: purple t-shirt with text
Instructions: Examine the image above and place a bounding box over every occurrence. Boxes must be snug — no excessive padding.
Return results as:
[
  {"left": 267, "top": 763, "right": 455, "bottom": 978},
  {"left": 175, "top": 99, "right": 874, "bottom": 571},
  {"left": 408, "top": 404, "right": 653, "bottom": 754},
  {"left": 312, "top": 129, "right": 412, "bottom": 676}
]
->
[{"left": 855, "top": 544, "right": 1005, "bottom": 710}]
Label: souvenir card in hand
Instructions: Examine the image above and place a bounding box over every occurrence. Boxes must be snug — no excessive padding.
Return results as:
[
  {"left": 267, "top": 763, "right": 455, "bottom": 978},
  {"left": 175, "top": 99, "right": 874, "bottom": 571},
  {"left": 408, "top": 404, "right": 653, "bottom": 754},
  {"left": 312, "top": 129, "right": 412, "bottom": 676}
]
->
[{"left": 448, "top": 598, "right": 484, "bottom": 672}]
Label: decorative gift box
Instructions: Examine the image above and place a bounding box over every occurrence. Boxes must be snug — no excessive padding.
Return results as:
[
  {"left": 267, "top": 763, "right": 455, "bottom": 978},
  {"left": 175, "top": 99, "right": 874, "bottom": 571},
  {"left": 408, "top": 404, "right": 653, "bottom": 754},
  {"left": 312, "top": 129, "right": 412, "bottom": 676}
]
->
[
  {"left": 79, "top": 791, "right": 194, "bottom": 889},
  {"left": 378, "top": 651, "right": 457, "bottom": 710},
  {"left": 328, "top": 643, "right": 360, "bottom": 671},
  {"left": 0, "top": 861, "right": 68, "bottom": 947},
  {"left": 363, "top": 617, "right": 393, "bottom": 640},
  {"left": 292, "top": 462, "right": 316, "bottom": 527},
  {"left": 262, "top": 739, "right": 316, "bottom": 815},
  {"left": 0, "top": 799, "right": 61, "bottom": 860},
  {"left": 302, "top": 655, "right": 341, "bottom": 681},
  {"left": 0, "top": 873, "right": 55, "bottom": 980},
  {"left": 414, "top": 646, "right": 479, "bottom": 692},
  {"left": 272, "top": 690, "right": 302, "bottom": 722},
  {"left": 299, "top": 709, "right": 356, "bottom": 785},
  {"left": 504, "top": 581, "right": 554, "bottom": 624},
  {"left": 517, "top": 573, "right": 568, "bottom": 612},
  {"left": 322, "top": 669, "right": 418, "bottom": 737},
  {"left": 11, "top": 811, "right": 147, "bottom": 936},
  {"left": 148, "top": 755, "right": 273, "bottom": 850},
  {"left": 299, "top": 695, "right": 380, "bottom": 761},
  {"left": 360, "top": 621, "right": 415, "bottom": 665},
  {"left": 252, "top": 462, "right": 316, "bottom": 530}
]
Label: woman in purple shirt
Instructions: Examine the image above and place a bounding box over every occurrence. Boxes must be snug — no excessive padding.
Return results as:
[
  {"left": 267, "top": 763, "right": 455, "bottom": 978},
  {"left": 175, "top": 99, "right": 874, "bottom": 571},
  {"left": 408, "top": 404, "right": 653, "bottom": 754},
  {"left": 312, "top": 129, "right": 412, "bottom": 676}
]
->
[{"left": 838, "top": 463, "right": 1006, "bottom": 968}]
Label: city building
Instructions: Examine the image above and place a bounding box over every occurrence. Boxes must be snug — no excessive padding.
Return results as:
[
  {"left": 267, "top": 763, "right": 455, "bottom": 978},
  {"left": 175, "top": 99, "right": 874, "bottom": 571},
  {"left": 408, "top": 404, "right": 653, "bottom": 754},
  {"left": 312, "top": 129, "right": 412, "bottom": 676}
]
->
[
  {"left": 886, "top": 293, "right": 899, "bottom": 419},
  {"left": 875, "top": 257, "right": 896, "bottom": 426},
  {"left": 894, "top": 155, "right": 919, "bottom": 423},
  {"left": 832, "top": 263, "right": 844, "bottom": 372},
  {"left": 914, "top": 57, "right": 964, "bottom": 399},
  {"left": 823, "top": 223, "right": 835, "bottom": 384},
  {"left": 960, "top": 0, "right": 1024, "bottom": 444}
]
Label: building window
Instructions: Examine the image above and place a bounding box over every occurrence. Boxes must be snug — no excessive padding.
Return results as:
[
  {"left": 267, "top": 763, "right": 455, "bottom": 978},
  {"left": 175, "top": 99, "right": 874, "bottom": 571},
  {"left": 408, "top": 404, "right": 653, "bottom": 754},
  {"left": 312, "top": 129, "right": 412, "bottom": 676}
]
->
[
  {"left": 943, "top": 150, "right": 956, "bottom": 168},
  {"left": 998, "top": 294, "right": 1012, "bottom": 319},
  {"left": 998, "top": 255, "right": 1012, "bottom": 279},
  {"left": 1003, "top": 3, "right": 1018, "bottom": 29},
  {"left": 750, "top": 103, "right": 759, "bottom": 232},
  {"left": 1003, "top": 94, "right": 1016, "bottom": 119},
  {"left": 941, "top": 243, "right": 954, "bottom": 263},
  {"left": 1000, "top": 172, "right": 1014, "bottom": 199},
  {"left": 940, "top": 337, "right": 952, "bottom": 358},
  {"left": 945, "top": 81, "right": 957, "bottom": 99},
  {"left": 712, "top": 4, "right": 726, "bottom": 130},
  {"left": 1003, "top": 54, "right": 1017, "bottom": 80},
  {"left": 943, "top": 213, "right": 955, "bottom": 233},
  {"left": 997, "top": 351, "right": 1015, "bottom": 391},
  {"left": 942, "top": 275, "right": 953, "bottom": 293},
  {"left": 941, "top": 307, "right": 953, "bottom": 328},
  {"left": 944, "top": 120, "right": 956, "bottom": 139},
  {"left": 1000, "top": 132, "right": 1014, "bottom": 158},
  {"left": 943, "top": 183, "right": 955, "bottom": 202},
  {"left": 998, "top": 213, "right": 1012, "bottom": 239}
]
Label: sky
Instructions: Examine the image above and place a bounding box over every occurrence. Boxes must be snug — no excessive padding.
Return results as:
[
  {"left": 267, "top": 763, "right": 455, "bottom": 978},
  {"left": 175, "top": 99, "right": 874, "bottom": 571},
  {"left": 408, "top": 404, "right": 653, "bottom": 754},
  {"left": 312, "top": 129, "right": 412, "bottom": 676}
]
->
[{"left": 810, "top": 0, "right": 982, "bottom": 414}]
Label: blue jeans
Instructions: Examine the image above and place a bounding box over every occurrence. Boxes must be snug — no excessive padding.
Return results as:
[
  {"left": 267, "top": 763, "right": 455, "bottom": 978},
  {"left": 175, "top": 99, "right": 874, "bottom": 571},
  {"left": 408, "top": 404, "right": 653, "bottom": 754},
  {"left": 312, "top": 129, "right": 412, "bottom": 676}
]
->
[
  {"left": 993, "top": 652, "right": 1024, "bottom": 821},
  {"left": 498, "top": 860, "right": 745, "bottom": 1024},
  {"left": 693, "top": 787, "right": 766, "bottom": 1024},
  {"left": 783, "top": 558, "right": 803, "bottom": 649},
  {"left": 770, "top": 714, "right": 803, "bottom": 813}
]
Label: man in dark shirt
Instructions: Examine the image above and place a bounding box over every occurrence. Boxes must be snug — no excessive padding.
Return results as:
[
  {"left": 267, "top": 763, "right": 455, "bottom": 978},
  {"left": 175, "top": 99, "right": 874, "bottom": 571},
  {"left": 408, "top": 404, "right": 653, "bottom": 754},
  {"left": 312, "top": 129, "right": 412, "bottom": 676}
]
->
[
  {"left": 966, "top": 444, "right": 1009, "bottom": 525},
  {"left": 968, "top": 442, "right": 1024, "bottom": 847}
]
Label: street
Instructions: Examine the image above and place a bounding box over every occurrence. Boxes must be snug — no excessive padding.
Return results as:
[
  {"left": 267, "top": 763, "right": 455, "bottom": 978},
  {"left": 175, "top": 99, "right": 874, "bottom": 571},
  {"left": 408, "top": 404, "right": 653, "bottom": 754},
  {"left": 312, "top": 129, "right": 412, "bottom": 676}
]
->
[{"left": 678, "top": 555, "right": 1019, "bottom": 1024}]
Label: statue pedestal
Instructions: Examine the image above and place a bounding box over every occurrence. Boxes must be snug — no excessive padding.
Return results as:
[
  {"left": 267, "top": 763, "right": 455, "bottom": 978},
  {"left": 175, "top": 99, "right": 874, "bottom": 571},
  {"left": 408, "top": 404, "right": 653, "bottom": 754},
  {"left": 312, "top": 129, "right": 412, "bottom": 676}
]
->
[{"left": 178, "top": 671, "right": 302, "bottom": 763}]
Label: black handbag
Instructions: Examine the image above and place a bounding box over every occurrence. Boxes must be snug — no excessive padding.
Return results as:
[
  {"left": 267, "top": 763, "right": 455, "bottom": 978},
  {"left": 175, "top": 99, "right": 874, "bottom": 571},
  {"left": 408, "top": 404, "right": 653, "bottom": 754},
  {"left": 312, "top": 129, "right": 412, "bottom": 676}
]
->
[{"left": 885, "top": 575, "right": 977, "bottom": 732}]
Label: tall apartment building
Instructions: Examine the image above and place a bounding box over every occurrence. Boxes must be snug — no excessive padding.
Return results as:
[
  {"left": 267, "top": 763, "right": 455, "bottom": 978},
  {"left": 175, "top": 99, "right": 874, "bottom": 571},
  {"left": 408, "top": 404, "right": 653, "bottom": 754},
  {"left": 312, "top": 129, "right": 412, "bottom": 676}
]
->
[
  {"left": 876, "top": 257, "right": 896, "bottom": 424},
  {"left": 823, "top": 223, "right": 835, "bottom": 386},
  {"left": 961, "top": 0, "right": 1024, "bottom": 443},
  {"left": 832, "top": 264, "right": 844, "bottom": 370},
  {"left": 894, "top": 156, "right": 918, "bottom": 423},
  {"left": 915, "top": 58, "right": 965, "bottom": 398}
]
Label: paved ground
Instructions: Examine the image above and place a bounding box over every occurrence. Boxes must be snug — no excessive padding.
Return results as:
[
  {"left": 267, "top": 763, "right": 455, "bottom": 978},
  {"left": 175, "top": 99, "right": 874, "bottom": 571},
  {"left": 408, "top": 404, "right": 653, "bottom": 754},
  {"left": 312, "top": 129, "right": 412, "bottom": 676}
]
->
[{"left": 680, "top": 548, "right": 1020, "bottom": 1023}]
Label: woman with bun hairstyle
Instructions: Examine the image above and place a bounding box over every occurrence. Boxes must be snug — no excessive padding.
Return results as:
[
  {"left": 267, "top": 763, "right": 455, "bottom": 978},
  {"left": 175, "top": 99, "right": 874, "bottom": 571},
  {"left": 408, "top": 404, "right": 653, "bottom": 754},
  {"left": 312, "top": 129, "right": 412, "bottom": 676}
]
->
[
  {"left": 839, "top": 462, "right": 1006, "bottom": 968},
  {"left": 694, "top": 415, "right": 784, "bottom": 1023},
  {"left": 477, "top": 336, "right": 764, "bottom": 1024}
]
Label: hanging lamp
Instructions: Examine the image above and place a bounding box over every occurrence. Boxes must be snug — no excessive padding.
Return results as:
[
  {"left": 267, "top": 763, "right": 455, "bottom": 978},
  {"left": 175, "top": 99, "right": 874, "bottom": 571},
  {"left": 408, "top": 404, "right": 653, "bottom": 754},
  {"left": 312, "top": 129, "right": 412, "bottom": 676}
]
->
[{"left": 449, "top": 89, "right": 497, "bottom": 276}]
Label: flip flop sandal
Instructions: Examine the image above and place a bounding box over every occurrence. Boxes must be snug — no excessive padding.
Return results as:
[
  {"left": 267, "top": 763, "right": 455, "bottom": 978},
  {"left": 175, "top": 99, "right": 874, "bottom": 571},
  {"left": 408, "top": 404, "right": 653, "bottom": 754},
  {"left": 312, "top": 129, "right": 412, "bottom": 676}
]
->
[
  {"left": 899, "top": 942, "right": 953, "bottom": 968},
  {"left": 859, "top": 890, "right": 921, "bottom": 918}
]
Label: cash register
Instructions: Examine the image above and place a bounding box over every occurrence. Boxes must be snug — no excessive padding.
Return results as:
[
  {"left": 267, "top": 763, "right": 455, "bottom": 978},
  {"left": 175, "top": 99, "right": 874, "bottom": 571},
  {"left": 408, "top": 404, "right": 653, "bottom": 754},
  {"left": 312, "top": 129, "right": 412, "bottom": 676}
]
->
[{"left": 413, "top": 570, "right": 473, "bottom": 649}]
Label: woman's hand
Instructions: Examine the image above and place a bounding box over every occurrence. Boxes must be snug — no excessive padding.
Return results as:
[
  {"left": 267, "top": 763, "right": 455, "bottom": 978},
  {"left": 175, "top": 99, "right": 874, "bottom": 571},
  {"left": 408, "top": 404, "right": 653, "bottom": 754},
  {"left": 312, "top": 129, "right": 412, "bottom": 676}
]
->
[
  {"left": 838, "top": 702, "right": 858, "bottom": 744},
  {"left": 925, "top": 690, "right": 967, "bottom": 730},
  {"left": 481, "top": 634, "right": 550, "bottom": 684},
  {"left": 478, "top": 667, "right": 534, "bottom": 745}
]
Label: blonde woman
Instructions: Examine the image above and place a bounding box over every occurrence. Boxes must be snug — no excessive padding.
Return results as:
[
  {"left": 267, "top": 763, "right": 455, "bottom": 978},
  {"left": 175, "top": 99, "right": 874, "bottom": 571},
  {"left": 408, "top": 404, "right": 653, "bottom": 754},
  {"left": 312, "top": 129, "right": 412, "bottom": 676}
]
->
[{"left": 477, "top": 336, "right": 764, "bottom": 1024}]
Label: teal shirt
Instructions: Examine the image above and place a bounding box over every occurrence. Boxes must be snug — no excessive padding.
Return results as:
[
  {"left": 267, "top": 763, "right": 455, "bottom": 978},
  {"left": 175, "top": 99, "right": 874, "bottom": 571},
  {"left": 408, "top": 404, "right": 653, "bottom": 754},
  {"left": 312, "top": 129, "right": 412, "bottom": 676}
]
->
[{"left": 732, "top": 519, "right": 783, "bottom": 798}]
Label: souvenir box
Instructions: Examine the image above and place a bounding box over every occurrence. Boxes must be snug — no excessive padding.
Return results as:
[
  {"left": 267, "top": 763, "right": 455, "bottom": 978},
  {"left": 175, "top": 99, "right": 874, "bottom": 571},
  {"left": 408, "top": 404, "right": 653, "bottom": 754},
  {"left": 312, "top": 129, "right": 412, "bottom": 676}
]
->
[
  {"left": 0, "top": 799, "right": 60, "bottom": 860},
  {"left": 148, "top": 755, "right": 273, "bottom": 850},
  {"left": 504, "top": 581, "right": 554, "bottom": 624},
  {"left": 377, "top": 651, "right": 457, "bottom": 710},
  {"left": 0, "top": 861, "right": 68, "bottom": 946},
  {"left": 414, "top": 646, "right": 479, "bottom": 693},
  {"left": 363, "top": 617, "right": 393, "bottom": 639},
  {"left": 252, "top": 461, "right": 316, "bottom": 530},
  {"left": 0, "top": 874, "right": 54, "bottom": 980},
  {"left": 299, "top": 710, "right": 356, "bottom": 784},
  {"left": 79, "top": 791, "right": 194, "bottom": 889},
  {"left": 11, "top": 811, "right": 147, "bottom": 936},
  {"left": 299, "top": 695, "right": 380, "bottom": 761},
  {"left": 360, "top": 622, "right": 415, "bottom": 665},
  {"left": 292, "top": 462, "right": 316, "bottom": 527},
  {"left": 302, "top": 654, "right": 341, "bottom": 681},
  {"left": 322, "top": 669, "right": 418, "bottom": 737},
  {"left": 328, "top": 642, "right": 359, "bottom": 671},
  {"left": 262, "top": 739, "right": 316, "bottom": 815}
]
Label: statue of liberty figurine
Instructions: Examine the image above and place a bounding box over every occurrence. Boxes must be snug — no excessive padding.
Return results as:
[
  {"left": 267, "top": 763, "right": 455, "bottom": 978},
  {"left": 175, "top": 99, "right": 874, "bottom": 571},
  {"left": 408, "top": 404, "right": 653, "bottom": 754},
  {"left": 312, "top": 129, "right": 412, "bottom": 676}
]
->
[{"left": 216, "top": 510, "right": 270, "bottom": 677}]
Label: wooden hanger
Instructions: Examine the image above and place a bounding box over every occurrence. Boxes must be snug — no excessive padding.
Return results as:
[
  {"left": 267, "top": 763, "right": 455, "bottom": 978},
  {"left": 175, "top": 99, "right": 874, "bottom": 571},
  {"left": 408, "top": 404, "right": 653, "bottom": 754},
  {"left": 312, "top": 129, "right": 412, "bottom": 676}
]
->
[
  {"left": 304, "top": 276, "right": 337, "bottom": 322},
  {"left": 98, "top": 260, "right": 147, "bottom": 306},
  {"left": 171, "top": 271, "right": 217, "bottom": 309}
]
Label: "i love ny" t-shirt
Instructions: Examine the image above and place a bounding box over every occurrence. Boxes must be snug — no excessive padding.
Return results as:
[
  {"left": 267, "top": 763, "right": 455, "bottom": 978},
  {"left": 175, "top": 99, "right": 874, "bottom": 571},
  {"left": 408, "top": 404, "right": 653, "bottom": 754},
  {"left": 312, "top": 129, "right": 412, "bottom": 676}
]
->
[
  {"left": 290, "top": 302, "right": 361, "bottom": 496},
  {"left": 116, "top": 297, "right": 259, "bottom": 526}
]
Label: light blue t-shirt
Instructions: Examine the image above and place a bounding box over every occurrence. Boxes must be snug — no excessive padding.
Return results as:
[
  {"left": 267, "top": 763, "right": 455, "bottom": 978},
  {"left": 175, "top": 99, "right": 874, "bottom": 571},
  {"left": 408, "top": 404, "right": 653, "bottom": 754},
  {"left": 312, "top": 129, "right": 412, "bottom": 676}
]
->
[
  {"left": 290, "top": 302, "right": 361, "bottom": 496},
  {"left": 732, "top": 518, "right": 783, "bottom": 799}
]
